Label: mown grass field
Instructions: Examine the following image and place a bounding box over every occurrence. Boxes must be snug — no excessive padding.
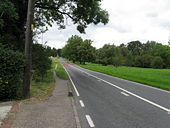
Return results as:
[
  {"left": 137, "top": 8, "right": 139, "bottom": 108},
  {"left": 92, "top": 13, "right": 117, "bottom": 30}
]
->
[{"left": 78, "top": 63, "right": 170, "bottom": 90}]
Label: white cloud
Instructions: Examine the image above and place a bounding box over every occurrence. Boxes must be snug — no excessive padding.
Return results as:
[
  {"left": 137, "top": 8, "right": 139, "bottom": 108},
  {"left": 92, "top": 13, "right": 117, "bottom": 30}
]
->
[{"left": 38, "top": 0, "right": 170, "bottom": 49}]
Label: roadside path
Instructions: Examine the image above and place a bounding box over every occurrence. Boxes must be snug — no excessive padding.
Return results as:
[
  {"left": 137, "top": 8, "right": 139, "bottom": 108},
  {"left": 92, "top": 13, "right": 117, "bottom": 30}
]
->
[{"left": 11, "top": 77, "right": 76, "bottom": 128}]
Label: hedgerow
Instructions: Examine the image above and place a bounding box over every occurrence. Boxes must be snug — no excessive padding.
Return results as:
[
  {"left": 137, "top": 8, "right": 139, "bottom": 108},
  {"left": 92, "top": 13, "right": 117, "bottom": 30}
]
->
[{"left": 0, "top": 44, "right": 25, "bottom": 100}]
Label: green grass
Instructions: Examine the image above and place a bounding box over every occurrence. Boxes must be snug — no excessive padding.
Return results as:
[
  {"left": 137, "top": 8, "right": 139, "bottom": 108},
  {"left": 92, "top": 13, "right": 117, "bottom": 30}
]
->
[
  {"left": 30, "top": 58, "right": 56, "bottom": 99},
  {"left": 78, "top": 63, "right": 170, "bottom": 90},
  {"left": 55, "top": 58, "right": 68, "bottom": 80}
]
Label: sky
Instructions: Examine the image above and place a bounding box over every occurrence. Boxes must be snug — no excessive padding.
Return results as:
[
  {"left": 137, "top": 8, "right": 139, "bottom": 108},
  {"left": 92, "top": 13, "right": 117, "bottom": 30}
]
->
[{"left": 38, "top": 0, "right": 170, "bottom": 49}]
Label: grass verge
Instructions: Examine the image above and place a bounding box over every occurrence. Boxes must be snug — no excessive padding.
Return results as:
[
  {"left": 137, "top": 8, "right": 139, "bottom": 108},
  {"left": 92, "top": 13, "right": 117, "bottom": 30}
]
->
[
  {"left": 78, "top": 63, "right": 170, "bottom": 90},
  {"left": 30, "top": 58, "right": 57, "bottom": 100},
  {"left": 55, "top": 58, "right": 68, "bottom": 80}
]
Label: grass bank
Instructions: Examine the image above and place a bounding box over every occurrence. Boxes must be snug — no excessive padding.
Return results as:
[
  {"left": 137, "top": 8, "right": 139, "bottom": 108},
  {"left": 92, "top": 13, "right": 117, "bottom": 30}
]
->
[
  {"left": 30, "top": 58, "right": 57, "bottom": 99},
  {"left": 55, "top": 58, "right": 68, "bottom": 80},
  {"left": 78, "top": 63, "right": 170, "bottom": 90}
]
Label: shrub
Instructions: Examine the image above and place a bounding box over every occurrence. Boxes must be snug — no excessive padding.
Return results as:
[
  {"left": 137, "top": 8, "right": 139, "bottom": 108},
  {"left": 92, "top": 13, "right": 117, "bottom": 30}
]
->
[
  {"left": 0, "top": 44, "right": 25, "bottom": 100},
  {"left": 32, "top": 44, "right": 52, "bottom": 81},
  {"left": 135, "top": 55, "right": 153, "bottom": 68},
  {"left": 151, "top": 56, "right": 164, "bottom": 69}
]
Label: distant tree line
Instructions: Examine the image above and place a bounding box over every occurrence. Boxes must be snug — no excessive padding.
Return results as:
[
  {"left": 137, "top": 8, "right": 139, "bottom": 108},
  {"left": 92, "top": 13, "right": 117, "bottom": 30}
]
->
[{"left": 62, "top": 36, "right": 170, "bottom": 69}]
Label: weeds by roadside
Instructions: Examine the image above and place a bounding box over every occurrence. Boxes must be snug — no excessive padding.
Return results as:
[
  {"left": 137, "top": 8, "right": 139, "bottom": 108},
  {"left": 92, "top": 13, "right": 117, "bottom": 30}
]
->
[{"left": 30, "top": 58, "right": 57, "bottom": 100}]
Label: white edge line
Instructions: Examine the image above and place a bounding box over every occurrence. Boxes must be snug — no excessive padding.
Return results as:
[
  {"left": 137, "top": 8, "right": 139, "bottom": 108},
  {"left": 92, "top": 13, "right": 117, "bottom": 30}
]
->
[
  {"left": 75, "top": 65, "right": 170, "bottom": 94},
  {"left": 85, "top": 115, "right": 95, "bottom": 127},
  {"left": 79, "top": 100, "right": 85, "bottom": 107},
  {"left": 71, "top": 65, "right": 170, "bottom": 113},
  {"left": 121, "top": 92, "right": 129, "bottom": 96},
  {"left": 62, "top": 64, "right": 80, "bottom": 97}
]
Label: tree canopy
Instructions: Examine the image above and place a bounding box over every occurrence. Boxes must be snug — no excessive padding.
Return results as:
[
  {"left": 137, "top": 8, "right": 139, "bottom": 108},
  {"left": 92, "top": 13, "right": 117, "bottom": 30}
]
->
[
  {"left": 62, "top": 35, "right": 95, "bottom": 64},
  {"left": 0, "top": 0, "right": 109, "bottom": 99},
  {"left": 34, "top": 0, "right": 109, "bottom": 33},
  {"left": 0, "top": 0, "right": 109, "bottom": 50},
  {"left": 62, "top": 37, "right": 170, "bottom": 69}
]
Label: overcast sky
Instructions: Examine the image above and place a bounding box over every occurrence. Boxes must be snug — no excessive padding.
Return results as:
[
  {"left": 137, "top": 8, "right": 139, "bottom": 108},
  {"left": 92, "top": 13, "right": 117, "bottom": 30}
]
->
[{"left": 38, "top": 0, "right": 170, "bottom": 49}]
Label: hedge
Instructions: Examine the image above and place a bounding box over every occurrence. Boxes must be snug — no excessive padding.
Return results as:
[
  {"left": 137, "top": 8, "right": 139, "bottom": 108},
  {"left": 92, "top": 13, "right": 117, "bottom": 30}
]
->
[{"left": 0, "top": 44, "right": 25, "bottom": 100}]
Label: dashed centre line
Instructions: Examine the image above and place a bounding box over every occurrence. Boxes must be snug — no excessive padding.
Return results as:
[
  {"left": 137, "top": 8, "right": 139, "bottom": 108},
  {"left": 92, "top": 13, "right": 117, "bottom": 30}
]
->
[
  {"left": 121, "top": 92, "right": 129, "bottom": 96},
  {"left": 79, "top": 100, "right": 85, "bottom": 107},
  {"left": 86, "top": 115, "right": 95, "bottom": 127},
  {"left": 71, "top": 65, "right": 170, "bottom": 113}
]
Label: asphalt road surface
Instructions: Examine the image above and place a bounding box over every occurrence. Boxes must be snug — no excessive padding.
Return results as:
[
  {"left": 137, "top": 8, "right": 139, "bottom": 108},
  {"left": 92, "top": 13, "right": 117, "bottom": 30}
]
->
[{"left": 61, "top": 59, "right": 170, "bottom": 128}]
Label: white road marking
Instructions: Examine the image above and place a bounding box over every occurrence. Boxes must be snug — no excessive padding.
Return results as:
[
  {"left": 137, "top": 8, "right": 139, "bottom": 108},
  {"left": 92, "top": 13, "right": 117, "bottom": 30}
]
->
[
  {"left": 71, "top": 66, "right": 170, "bottom": 113},
  {"left": 97, "top": 79, "right": 101, "bottom": 82},
  {"left": 79, "top": 100, "right": 85, "bottom": 107},
  {"left": 78, "top": 66, "right": 170, "bottom": 94},
  {"left": 62, "top": 65, "right": 80, "bottom": 96},
  {"left": 86, "top": 115, "right": 95, "bottom": 127},
  {"left": 121, "top": 92, "right": 129, "bottom": 96}
]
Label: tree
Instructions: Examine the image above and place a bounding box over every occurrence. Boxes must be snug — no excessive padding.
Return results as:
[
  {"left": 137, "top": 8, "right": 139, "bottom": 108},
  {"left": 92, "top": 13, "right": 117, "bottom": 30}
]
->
[
  {"left": 77, "top": 39, "right": 95, "bottom": 64},
  {"left": 32, "top": 44, "right": 52, "bottom": 81},
  {"left": 24, "top": 0, "right": 109, "bottom": 98},
  {"left": 127, "top": 41, "right": 142, "bottom": 56},
  {"left": 0, "top": 0, "right": 109, "bottom": 98},
  {"left": 96, "top": 44, "right": 117, "bottom": 65},
  {"left": 135, "top": 54, "right": 153, "bottom": 68},
  {"left": 62, "top": 35, "right": 83, "bottom": 62},
  {"left": 62, "top": 36, "right": 95, "bottom": 64},
  {"left": 151, "top": 56, "right": 164, "bottom": 69},
  {"left": 34, "top": 0, "right": 109, "bottom": 33}
]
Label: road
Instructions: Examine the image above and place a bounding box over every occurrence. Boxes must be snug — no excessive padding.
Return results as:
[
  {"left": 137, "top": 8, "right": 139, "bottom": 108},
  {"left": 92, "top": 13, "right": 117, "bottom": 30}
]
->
[{"left": 61, "top": 60, "right": 170, "bottom": 128}]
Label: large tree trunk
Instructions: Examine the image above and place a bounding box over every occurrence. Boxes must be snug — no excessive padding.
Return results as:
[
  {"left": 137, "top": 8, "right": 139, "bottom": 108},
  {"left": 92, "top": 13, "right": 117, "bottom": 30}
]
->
[{"left": 23, "top": 0, "right": 35, "bottom": 99}]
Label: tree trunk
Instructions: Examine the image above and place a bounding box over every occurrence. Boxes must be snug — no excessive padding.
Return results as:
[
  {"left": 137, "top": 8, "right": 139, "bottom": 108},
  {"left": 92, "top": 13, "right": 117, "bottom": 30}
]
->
[{"left": 23, "top": 0, "right": 35, "bottom": 99}]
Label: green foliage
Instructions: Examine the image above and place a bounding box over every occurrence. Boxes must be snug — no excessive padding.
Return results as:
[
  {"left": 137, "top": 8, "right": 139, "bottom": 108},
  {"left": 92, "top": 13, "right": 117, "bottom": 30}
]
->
[
  {"left": 0, "top": 0, "right": 19, "bottom": 27},
  {"left": 32, "top": 44, "right": 52, "bottom": 81},
  {"left": 96, "top": 44, "right": 121, "bottom": 66},
  {"left": 0, "top": 0, "right": 108, "bottom": 100},
  {"left": 135, "top": 55, "right": 153, "bottom": 68},
  {"left": 95, "top": 41, "right": 170, "bottom": 69},
  {"left": 0, "top": 44, "right": 25, "bottom": 100},
  {"left": 127, "top": 41, "right": 142, "bottom": 56},
  {"left": 0, "top": 0, "right": 27, "bottom": 51},
  {"left": 44, "top": 46, "right": 58, "bottom": 57},
  {"left": 34, "top": 0, "right": 109, "bottom": 33},
  {"left": 1, "top": 0, "right": 108, "bottom": 51},
  {"left": 30, "top": 57, "right": 56, "bottom": 99},
  {"left": 62, "top": 35, "right": 170, "bottom": 69},
  {"left": 62, "top": 35, "right": 95, "bottom": 64},
  {"left": 151, "top": 56, "right": 164, "bottom": 69}
]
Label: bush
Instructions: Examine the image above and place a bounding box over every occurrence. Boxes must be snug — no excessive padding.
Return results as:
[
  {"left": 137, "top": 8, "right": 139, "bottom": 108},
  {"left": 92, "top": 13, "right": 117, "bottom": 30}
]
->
[
  {"left": 135, "top": 55, "right": 153, "bottom": 68},
  {"left": 151, "top": 56, "right": 164, "bottom": 69},
  {"left": 32, "top": 44, "right": 52, "bottom": 81},
  {"left": 111, "top": 56, "right": 122, "bottom": 67},
  {"left": 0, "top": 44, "right": 25, "bottom": 100}
]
